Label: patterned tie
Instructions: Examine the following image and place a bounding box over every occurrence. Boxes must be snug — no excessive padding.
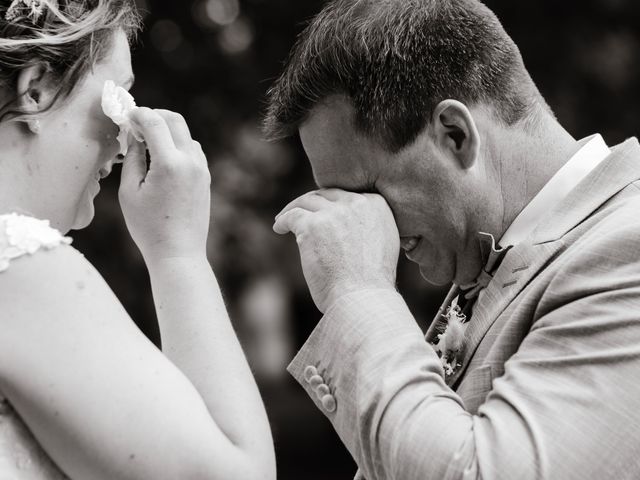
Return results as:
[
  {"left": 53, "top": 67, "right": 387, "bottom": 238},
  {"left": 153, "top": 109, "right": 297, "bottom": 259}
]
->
[
  {"left": 455, "top": 232, "right": 511, "bottom": 318},
  {"left": 428, "top": 232, "right": 511, "bottom": 340}
]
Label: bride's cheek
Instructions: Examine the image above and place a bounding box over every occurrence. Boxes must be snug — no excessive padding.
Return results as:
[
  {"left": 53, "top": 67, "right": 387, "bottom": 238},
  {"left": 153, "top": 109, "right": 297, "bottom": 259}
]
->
[
  {"left": 96, "top": 124, "right": 121, "bottom": 160},
  {"left": 100, "top": 121, "right": 117, "bottom": 145}
]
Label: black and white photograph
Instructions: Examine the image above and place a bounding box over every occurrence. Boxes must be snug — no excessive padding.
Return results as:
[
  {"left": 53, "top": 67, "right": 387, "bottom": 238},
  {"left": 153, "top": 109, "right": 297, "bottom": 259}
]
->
[{"left": 0, "top": 0, "right": 639, "bottom": 479}]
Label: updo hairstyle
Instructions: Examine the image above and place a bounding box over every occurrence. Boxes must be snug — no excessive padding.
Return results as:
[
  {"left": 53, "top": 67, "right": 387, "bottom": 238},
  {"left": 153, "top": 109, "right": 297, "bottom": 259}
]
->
[{"left": 0, "top": 0, "right": 141, "bottom": 123}]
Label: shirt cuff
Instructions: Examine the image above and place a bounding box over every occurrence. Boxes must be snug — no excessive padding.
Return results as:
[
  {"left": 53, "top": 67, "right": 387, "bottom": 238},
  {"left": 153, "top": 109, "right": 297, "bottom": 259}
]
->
[{"left": 287, "top": 287, "right": 429, "bottom": 418}]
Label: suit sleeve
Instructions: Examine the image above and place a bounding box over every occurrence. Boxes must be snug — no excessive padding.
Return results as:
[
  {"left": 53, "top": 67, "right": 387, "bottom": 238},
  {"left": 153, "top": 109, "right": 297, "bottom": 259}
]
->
[{"left": 287, "top": 224, "right": 640, "bottom": 479}]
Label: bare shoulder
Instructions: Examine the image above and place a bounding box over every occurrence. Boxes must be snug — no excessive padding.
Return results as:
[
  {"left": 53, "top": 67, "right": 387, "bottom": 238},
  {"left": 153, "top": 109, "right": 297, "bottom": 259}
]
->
[
  {"left": 0, "top": 239, "right": 134, "bottom": 379},
  {"left": 0, "top": 240, "right": 120, "bottom": 315},
  {"left": 0, "top": 213, "right": 92, "bottom": 293},
  {"left": 0, "top": 231, "right": 232, "bottom": 480}
]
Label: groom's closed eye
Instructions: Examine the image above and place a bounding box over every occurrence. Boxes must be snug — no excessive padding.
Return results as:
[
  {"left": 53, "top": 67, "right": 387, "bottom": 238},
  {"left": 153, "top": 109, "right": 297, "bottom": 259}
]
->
[
  {"left": 355, "top": 183, "right": 380, "bottom": 195},
  {"left": 335, "top": 181, "right": 379, "bottom": 195}
]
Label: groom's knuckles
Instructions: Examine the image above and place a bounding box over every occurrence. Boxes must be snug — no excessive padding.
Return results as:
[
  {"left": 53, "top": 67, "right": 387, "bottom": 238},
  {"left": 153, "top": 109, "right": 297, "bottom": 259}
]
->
[
  {"left": 275, "top": 199, "right": 300, "bottom": 221},
  {"left": 366, "top": 193, "right": 385, "bottom": 208},
  {"left": 274, "top": 194, "right": 317, "bottom": 227},
  {"left": 281, "top": 192, "right": 320, "bottom": 216},
  {"left": 273, "top": 207, "right": 307, "bottom": 235},
  {"left": 317, "top": 188, "right": 351, "bottom": 202},
  {"left": 351, "top": 195, "right": 370, "bottom": 210},
  {"left": 354, "top": 193, "right": 383, "bottom": 214}
]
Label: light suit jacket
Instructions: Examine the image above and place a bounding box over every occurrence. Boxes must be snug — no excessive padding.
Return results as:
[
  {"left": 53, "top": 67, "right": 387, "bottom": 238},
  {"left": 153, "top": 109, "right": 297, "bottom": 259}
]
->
[{"left": 288, "top": 138, "right": 640, "bottom": 480}]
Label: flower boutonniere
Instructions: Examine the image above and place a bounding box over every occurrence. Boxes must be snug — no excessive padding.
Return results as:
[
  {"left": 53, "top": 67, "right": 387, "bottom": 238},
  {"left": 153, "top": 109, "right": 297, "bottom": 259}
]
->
[{"left": 432, "top": 297, "right": 467, "bottom": 377}]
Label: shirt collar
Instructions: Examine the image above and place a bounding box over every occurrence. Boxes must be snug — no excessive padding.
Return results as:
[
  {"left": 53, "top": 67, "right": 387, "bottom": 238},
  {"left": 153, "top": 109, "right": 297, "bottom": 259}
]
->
[{"left": 498, "top": 134, "right": 610, "bottom": 248}]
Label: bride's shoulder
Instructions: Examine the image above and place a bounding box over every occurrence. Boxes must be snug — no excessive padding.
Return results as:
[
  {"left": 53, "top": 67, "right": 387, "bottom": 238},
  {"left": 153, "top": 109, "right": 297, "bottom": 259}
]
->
[
  {"left": 0, "top": 213, "right": 115, "bottom": 352},
  {"left": 0, "top": 213, "right": 74, "bottom": 273},
  {"left": 0, "top": 212, "right": 103, "bottom": 306}
]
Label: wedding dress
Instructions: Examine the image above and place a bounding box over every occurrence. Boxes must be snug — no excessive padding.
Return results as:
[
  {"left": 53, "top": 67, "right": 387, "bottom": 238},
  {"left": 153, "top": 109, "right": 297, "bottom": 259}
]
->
[{"left": 0, "top": 213, "right": 71, "bottom": 479}]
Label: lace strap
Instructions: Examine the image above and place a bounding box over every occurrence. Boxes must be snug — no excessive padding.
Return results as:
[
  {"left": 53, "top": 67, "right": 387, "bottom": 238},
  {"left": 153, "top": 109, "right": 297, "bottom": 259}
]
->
[{"left": 0, "top": 213, "right": 72, "bottom": 272}]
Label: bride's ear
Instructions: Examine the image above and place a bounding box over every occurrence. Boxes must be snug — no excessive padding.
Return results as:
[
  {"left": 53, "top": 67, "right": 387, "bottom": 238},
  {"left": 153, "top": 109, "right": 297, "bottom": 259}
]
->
[{"left": 16, "top": 63, "right": 55, "bottom": 134}]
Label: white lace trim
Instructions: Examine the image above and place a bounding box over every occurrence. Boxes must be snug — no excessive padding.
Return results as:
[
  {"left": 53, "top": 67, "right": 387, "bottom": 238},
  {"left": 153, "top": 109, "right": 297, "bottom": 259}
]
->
[{"left": 0, "top": 213, "right": 72, "bottom": 272}]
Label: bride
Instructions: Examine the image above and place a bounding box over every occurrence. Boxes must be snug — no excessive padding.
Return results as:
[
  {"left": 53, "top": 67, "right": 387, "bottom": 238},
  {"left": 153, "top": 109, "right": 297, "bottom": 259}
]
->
[{"left": 0, "top": 1, "right": 276, "bottom": 479}]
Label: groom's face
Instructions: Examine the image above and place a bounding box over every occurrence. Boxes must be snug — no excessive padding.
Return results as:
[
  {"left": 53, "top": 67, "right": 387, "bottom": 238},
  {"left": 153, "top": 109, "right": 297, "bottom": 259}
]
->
[{"left": 300, "top": 96, "right": 478, "bottom": 286}]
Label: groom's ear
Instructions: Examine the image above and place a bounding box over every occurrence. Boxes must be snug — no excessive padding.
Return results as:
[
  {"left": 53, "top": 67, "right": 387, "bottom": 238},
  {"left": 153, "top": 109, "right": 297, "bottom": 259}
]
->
[
  {"left": 432, "top": 99, "right": 480, "bottom": 170},
  {"left": 15, "top": 63, "right": 56, "bottom": 134}
]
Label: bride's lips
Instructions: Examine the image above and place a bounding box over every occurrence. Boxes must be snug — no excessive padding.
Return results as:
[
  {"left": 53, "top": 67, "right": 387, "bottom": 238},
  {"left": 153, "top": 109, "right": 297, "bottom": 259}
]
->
[
  {"left": 94, "top": 167, "right": 112, "bottom": 182},
  {"left": 91, "top": 168, "right": 111, "bottom": 195},
  {"left": 98, "top": 167, "right": 112, "bottom": 179}
]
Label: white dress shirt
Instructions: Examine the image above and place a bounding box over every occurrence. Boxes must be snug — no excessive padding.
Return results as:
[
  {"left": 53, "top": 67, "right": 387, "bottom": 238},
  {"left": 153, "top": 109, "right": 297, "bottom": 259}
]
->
[
  {"left": 472, "top": 134, "right": 610, "bottom": 302},
  {"left": 499, "top": 134, "right": 610, "bottom": 247}
]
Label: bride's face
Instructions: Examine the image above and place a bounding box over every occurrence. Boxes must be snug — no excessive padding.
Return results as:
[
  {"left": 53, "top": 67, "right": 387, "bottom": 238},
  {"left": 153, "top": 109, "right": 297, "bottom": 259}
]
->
[{"left": 37, "top": 30, "right": 134, "bottom": 231}]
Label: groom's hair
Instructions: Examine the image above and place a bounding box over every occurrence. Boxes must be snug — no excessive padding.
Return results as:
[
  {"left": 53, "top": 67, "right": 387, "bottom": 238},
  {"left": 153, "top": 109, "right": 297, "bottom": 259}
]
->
[{"left": 264, "top": 0, "right": 546, "bottom": 152}]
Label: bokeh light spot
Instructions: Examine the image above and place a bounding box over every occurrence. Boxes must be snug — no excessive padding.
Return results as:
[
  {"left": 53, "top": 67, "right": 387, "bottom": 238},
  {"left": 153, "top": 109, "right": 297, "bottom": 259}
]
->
[
  {"left": 205, "top": 0, "right": 240, "bottom": 26},
  {"left": 218, "top": 17, "right": 254, "bottom": 55},
  {"left": 150, "top": 19, "right": 183, "bottom": 53}
]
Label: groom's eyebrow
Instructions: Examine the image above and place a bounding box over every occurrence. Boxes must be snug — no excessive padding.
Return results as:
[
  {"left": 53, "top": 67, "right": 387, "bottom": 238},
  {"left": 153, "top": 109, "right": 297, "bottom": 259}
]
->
[{"left": 350, "top": 184, "right": 379, "bottom": 194}]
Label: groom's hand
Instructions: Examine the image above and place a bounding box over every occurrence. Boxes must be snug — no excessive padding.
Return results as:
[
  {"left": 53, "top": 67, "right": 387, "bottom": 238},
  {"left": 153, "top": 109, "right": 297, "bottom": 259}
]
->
[{"left": 273, "top": 189, "right": 400, "bottom": 313}]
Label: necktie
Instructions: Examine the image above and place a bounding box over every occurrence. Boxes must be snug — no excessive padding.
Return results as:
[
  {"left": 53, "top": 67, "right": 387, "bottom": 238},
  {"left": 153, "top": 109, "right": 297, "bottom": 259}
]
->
[
  {"left": 429, "top": 232, "right": 511, "bottom": 340},
  {"left": 455, "top": 232, "right": 511, "bottom": 318}
]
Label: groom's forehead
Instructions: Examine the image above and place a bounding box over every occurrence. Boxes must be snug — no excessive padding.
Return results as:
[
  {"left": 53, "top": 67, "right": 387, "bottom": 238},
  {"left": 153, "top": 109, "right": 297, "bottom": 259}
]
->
[
  {"left": 311, "top": 161, "right": 374, "bottom": 192},
  {"left": 301, "top": 100, "right": 382, "bottom": 191}
]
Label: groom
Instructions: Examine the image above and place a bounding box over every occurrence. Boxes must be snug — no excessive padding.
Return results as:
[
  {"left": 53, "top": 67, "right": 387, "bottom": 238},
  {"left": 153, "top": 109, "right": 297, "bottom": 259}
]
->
[{"left": 266, "top": 0, "right": 640, "bottom": 479}]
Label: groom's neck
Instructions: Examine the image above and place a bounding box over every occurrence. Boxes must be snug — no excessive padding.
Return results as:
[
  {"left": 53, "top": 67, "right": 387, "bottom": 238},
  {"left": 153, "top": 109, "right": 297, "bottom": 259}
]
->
[{"left": 492, "top": 112, "right": 580, "bottom": 236}]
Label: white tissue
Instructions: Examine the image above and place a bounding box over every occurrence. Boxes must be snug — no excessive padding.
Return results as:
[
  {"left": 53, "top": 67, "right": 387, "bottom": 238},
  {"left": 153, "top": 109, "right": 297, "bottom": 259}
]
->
[{"left": 101, "top": 80, "right": 143, "bottom": 156}]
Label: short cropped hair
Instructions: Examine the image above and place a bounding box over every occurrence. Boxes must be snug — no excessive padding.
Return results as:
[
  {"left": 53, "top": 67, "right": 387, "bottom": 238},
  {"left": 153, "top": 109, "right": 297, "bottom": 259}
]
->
[{"left": 264, "top": 0, "right": 540, "bottom": 152}]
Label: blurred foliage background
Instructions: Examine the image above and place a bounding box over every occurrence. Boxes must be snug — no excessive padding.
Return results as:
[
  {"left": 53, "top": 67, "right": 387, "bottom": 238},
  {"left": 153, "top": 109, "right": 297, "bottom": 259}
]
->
[{"left": 72, "top": 0, "right": 640, "bottom": 478}]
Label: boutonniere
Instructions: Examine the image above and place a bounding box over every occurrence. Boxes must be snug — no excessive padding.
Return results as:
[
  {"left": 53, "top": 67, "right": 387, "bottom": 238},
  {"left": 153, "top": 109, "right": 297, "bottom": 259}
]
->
[{"left": 432, "top": 297, "right": 467, "bottom": 377}]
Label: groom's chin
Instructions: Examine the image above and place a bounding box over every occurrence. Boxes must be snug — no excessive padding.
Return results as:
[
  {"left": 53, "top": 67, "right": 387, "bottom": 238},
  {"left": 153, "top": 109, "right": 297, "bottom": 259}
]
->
[{"left": 419, "top": 264, "right": 451, "bottom": 286}]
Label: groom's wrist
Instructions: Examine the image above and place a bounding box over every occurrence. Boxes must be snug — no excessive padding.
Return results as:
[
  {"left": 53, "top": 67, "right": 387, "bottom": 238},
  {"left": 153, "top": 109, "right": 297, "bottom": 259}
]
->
[
  {"left": 322, "top": 286, "right": 402, "bottom": 318},
  {"left": 321, "top": 281, "right": 397, "bottom": 314}
]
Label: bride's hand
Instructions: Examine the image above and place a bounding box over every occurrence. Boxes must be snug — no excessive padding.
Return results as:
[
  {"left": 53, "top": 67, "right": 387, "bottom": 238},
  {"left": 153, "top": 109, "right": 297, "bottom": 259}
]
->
[{"left": 118, "top": 107, "right": 211, "bottom": 264}]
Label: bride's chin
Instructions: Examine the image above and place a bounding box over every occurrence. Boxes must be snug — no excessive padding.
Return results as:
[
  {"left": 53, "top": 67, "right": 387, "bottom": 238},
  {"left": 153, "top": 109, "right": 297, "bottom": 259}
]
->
[
  {"left": 71, "top": 209, "right": 94, "bottom": 230},
  {"left": 71, "top": 199, "right": 96, "bottom": 231},
  {"left": 70, "top": 181, "right": 101, "bottom": 230}
]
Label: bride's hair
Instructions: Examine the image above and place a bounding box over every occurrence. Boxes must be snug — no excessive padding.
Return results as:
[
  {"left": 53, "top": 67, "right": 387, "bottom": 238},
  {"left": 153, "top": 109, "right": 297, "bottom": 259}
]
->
[{"left": 0, "top": 0, "right": 141, "bottom": 123}]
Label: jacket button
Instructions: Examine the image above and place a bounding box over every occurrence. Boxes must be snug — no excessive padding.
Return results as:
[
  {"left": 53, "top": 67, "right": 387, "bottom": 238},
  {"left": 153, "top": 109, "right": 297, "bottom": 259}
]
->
[
  {"left": 309, "top": 374, "right": 324, "bottom": 389},
  {"left": 303, "top": 365, "right": 318, "bottom": 383},
  {"left": 321, "top": 394, "right": 337, "bottom": 413},
  {"left": 315, "top": 384, "right": 330, "bottom": 399}
]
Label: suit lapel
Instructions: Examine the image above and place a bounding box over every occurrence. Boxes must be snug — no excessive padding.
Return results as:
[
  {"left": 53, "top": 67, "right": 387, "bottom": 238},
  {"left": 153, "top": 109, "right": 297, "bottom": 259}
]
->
[
  {"left": 446, "top": 241, "right": 562, "bottom": 386},
  {"left": 440, "top": 138, "right": 640, "bottom": 387}
]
